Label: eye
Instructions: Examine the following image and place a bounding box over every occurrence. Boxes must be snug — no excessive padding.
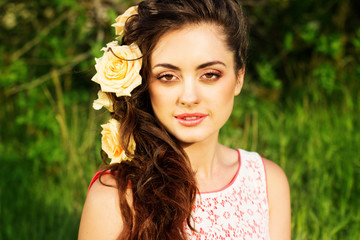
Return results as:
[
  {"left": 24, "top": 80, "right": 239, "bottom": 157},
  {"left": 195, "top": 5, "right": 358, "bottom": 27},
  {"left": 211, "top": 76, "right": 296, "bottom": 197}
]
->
[
  {"left": 201, "top": 71, "right": 222, "bottom": 81},
  {"left": 157, "top": 73, "right": 178, "bottom": 82}
]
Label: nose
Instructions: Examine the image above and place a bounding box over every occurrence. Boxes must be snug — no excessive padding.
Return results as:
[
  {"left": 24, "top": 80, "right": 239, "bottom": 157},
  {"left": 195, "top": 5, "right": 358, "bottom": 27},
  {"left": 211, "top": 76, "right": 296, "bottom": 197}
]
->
[{"left": 178, "top": 77, "right": 200, "bottom": 107}]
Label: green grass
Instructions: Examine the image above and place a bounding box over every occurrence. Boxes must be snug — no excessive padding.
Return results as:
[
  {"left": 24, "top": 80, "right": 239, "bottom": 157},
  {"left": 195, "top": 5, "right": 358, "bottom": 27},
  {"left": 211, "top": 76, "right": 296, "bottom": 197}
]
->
[
  {"left": 221, "top": 86, "right": 360, "bottom": 239},
  {"left": 1, "top": 83, "right": 359, "bottom": 239},
  {"left": 1, "top": 84, "right": 106, "bottom": 239}
]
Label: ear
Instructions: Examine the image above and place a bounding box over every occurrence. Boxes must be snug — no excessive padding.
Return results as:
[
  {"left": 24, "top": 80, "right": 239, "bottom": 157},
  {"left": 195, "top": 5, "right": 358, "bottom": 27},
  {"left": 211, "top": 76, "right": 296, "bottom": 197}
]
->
[{"left": 234, "top": 68, "right": 245, "bottom": 96}]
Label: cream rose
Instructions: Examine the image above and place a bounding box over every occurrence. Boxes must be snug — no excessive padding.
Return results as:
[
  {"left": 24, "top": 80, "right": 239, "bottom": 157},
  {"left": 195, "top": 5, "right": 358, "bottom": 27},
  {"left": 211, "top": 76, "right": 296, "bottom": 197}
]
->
[
  {"left": 93, "top": 90, "right": 114, "bottom": 112},
  {"left": 112, "top": 6, "right": 138, "bottom": 37},
  {"left": 101, "top": 119, "right": 136, "bottom": 164},
  {"left": 92, "top": 41, "right": 142, "bottom": 97}
]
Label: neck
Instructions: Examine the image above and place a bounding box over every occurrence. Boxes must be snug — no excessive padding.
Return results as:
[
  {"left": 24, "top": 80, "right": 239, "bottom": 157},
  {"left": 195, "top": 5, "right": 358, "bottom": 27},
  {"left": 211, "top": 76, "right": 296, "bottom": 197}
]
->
[{"left": 182, "top": 138, "right": 220, "bottom": 180}]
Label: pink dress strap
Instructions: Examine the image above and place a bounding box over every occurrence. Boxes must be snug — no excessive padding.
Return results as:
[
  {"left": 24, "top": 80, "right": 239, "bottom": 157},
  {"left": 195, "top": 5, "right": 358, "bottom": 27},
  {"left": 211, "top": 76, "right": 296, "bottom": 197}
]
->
[{"left": 87, "top": 170, "right": 111, "bottom": 193}]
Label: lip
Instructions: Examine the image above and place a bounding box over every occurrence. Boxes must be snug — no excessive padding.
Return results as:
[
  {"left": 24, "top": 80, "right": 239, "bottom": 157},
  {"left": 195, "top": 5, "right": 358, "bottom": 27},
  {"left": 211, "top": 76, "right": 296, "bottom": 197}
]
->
[{"left": 175, "top": 113, "right": 207, "bottom": 127}]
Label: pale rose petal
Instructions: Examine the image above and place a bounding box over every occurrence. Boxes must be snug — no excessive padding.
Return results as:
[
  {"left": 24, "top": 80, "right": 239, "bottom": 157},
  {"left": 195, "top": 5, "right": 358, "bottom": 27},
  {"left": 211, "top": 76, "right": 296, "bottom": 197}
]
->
[
  {"left": 128, "top": 43, "right": 142, "bottom": 56},
  {"left": 93, "top": 90, "right": 114, "bottom": 112},
  {"left": 101, "top": 119, "right": 136, "bottom": 164},
  {"left": 115, "top": 72, "right": 141, "bottom": 97},
  {"left": 92, "top": 43, "right": 142, "bottom": 97},
  {"left": 105, "top": 41, "right": 119, "bottom": 48},
  {"left": 111, "top": 6, "right": 138, "bottom": 36}
]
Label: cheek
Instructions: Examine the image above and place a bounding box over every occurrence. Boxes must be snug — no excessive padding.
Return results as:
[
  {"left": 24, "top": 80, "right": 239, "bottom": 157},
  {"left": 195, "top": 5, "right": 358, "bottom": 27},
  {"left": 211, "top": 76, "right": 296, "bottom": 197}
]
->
[
  {"left": 208, "top": 80, "right": 236, "bottom": 120},
  {"left": 213, "top": 80, "right": 237, "bottom": 103},
  {"left": 148, "top": 83, "right": 169, "bottom": 115}
]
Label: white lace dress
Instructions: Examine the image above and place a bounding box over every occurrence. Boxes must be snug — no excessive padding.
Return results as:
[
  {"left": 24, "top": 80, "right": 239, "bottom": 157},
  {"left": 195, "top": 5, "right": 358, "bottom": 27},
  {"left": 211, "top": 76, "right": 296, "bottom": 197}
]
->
[{"left": 184, "top": 149, "right": 270, "bottom": 240}]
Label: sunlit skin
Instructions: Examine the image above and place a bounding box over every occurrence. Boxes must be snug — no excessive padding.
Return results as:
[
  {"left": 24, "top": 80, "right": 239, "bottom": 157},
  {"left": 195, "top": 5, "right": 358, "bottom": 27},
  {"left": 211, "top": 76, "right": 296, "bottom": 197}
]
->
[
  {"left": 148, "top": 23, "right": 244, "bottom": 196},
  {"left": 78, "top": 23, "right": 291, "bottom": 240},
  {"left": 148, "top": 23, "right": 291, "bottom": 239},
  {"left": 148, "top": 23, "right": 243, "bottom": 146}
]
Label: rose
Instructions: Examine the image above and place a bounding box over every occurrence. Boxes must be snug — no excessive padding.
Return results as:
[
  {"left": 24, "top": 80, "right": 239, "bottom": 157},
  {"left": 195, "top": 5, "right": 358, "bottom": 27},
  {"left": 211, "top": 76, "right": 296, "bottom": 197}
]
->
[
  {"left": 101, "top": 119, "right": 136, "bottom": 164},
  {"left": 93, "top": 90, "right": 114, "bottom": 112},
  {"left": 112, "top": 6, "right": 138, "bottom": 37},
  {"left": 92, "top": 41, "right": 142, "bottom": 97}
]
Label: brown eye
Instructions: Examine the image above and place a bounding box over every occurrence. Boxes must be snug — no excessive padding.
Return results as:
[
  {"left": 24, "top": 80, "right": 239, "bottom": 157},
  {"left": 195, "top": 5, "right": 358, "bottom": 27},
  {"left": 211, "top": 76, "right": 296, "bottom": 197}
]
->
[
  {"left": 157, "top": 73, "right": 177, "bottom": 82},
  {"left": 201, "top": 71, "right": 221, "bottom": 81},
  {"left": 164, "top": 75, "right": 174, "bottom": 80},
  {"left": 204, "top": 73, "right": 216, "bottom": 78}
]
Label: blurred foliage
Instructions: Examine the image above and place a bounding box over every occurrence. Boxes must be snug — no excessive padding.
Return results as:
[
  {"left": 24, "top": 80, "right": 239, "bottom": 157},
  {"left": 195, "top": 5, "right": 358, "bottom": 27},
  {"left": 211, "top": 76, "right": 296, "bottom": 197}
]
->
[
  {"left": 0, "top": 0, "right": 359, "bottom": 239},
  {"left": 245, "top": 0, "right": 360, "bottom": 102}
]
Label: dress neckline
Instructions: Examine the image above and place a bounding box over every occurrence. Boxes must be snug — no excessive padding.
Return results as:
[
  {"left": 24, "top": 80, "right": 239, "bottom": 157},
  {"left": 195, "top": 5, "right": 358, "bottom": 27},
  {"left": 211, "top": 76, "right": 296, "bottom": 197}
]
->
[{"left": 198, "top": 149, "right": 242, "bottom": 195}]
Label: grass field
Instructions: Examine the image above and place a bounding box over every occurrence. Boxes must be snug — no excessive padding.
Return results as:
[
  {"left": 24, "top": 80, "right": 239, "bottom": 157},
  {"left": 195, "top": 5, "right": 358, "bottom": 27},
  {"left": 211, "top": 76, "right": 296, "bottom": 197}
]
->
[
  {"left": 222, "top": 87, "right": 360, "bottom": 239},
  {"left": 1, "top": 81, "right": 359, "bottom": 239},
  {"left": 1, "top": 0, "right": 359, "bottom": 239}
]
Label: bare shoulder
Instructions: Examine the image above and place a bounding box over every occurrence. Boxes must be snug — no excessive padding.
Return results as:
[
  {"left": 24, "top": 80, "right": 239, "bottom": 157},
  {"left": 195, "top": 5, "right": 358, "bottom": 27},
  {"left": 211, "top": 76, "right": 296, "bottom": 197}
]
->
[
  {"left": 78, "top": 174, "right": 123, "bottom": 240},
  {"left": 262, "top": 158, "right": 291, "bottom": 240},
  {"left": 262, "top": 158, "right": 289, "bottom": 190}
]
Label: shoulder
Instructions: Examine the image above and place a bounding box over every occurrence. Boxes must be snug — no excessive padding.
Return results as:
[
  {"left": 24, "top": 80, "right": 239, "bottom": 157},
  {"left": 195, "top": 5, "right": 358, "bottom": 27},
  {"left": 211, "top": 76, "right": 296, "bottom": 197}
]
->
[
  {"left": 262, "top": 158, "right": 289, "bottom": 192},
  {"left": 78, "top": 174, "right": 124, "bottom": 240},
  {"left": 262, "top": 158, "right": 291, "bottom": 240}
]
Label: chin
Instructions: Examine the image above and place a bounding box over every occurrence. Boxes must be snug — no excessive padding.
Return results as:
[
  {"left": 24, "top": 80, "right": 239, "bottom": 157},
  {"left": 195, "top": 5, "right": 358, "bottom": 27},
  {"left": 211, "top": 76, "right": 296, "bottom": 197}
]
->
[{"left": 172, "top": 132, "right": 217, "bottom": 146}]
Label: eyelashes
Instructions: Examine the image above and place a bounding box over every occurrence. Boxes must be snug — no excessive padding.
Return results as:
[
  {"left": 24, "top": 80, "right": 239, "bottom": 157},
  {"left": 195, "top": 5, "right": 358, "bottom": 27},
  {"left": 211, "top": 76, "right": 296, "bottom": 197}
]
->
[
  {"left": 155, "top": 70, "right": 223, "bottom": 83},
  {"left": 157, "top": 73, "right": 177, "bottom": 82},
  {"left": 201, "top": 71, "right": 222, "bottom": 81}
]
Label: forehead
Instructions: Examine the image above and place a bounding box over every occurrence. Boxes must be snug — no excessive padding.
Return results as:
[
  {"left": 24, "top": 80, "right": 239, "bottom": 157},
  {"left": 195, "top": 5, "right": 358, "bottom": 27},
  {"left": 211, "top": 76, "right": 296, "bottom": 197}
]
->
[{"left": 150, "top": 23, "right": 234, "bottom": 68}]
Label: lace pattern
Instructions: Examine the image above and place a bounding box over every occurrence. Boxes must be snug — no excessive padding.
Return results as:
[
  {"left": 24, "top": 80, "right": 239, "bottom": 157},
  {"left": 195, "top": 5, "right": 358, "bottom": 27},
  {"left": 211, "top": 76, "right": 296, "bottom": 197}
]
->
[{"left": 185, "top": 149, "right": 270, "bottom": 240}]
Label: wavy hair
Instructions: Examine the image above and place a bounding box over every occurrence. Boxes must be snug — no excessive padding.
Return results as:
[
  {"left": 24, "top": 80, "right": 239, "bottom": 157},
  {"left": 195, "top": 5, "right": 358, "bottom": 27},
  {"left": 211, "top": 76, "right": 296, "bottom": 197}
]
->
[{"left": 100, "top": 0, "right": 248, "bottom": 239}]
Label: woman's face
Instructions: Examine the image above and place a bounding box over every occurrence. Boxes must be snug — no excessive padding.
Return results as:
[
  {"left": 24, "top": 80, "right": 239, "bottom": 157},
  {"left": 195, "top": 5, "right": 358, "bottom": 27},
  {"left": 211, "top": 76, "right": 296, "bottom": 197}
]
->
[{"left": 148, "top": 23, "right": 244, "bottom": 145}]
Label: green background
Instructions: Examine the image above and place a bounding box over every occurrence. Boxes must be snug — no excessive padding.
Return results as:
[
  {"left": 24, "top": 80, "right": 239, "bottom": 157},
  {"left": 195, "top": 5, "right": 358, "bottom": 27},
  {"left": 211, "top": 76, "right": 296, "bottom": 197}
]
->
[{"left": 1, "top": 0, "right": 359, "bottom": 239}]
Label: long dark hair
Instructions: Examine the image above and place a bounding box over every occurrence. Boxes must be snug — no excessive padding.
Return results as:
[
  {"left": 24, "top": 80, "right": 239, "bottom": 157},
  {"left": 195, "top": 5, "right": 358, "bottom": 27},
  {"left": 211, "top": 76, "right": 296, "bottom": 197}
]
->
[{"left": 100, "top": 0, "right": 248, "bottom": 239}]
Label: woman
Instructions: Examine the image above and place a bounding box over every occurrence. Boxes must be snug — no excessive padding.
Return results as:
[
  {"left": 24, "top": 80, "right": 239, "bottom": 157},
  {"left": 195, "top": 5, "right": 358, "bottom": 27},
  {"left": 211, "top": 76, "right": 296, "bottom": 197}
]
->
[{"left": 78, "top": 0, "right": 291, "bottom": 239}]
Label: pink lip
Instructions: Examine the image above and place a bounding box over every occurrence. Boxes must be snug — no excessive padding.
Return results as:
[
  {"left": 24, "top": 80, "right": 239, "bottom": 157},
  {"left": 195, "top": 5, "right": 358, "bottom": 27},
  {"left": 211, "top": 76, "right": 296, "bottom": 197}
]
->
[{"left": 175, "top": 113, "right": 207, "bottom": 127}]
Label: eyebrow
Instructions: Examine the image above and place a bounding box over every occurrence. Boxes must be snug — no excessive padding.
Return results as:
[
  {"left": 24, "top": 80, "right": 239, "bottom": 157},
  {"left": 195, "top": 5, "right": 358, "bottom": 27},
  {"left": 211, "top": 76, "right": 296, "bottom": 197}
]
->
[
  {"left": 152, "top": 61, "right": 226, "bottom": 70},
  {"left": 196, "top": 61, "right": 226, "bottom": 70}
]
